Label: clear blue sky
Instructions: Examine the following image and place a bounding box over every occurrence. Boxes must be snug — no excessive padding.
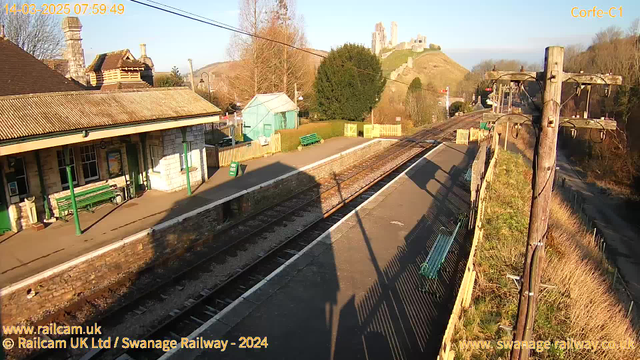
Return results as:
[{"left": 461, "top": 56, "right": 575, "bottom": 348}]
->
[{"left": 57, "top": 0, "right": 640, "bottom": 72}]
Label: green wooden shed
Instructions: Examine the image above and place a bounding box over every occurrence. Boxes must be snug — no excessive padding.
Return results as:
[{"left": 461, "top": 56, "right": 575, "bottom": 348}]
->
[{"left": 241, "top": 93, "right": 298, "bottom": 141}]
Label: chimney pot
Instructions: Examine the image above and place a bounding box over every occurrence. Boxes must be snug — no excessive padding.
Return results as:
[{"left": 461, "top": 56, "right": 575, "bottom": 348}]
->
[
  {"left": 1, "top": 24, "right": 5, "bottom": 38},
  {"left": 140, "top": 43, "right": 147, "bottom": 57}
]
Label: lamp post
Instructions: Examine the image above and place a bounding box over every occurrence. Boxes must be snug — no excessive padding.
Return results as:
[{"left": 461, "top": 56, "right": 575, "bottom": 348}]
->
[{"left": 199, "top": 72, "right": 211, "bottom": 102}]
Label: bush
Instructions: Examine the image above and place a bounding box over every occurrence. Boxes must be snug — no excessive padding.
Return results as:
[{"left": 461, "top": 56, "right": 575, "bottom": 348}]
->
[
  {"left": 278, "top": 120, "right": 361, "bottom": 152},
  {"left": 314, "top": 44, "right": 386, "bottom": 121}
]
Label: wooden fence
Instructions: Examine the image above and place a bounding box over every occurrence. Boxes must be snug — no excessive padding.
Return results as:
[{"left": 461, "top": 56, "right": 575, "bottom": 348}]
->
[
  {"left": 206, "top": 133, "right": 282, "bottom": 168},
  {"left": 456, "top": 128, "right": 490, "bottom": 145},
  {"left": 363, "top": 124, "right": 402, "bottom": 138},
  {"left": 344, "top": 123, "right": 358, "bottom": 137},
  {"left": 438, "top": 140, "right": 498, "bottom": 360}
]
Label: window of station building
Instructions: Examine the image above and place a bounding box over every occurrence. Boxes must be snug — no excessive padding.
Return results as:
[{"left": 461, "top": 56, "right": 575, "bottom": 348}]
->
[
  {"left": 57, "top": 149, "right": 78, "bottom": 189},
  {"left": 80, "top": 145, "right": 100, "bottom": 182},
  {"left": 150, "top": 145, "right": 163, "bottom": 173},
  {"left": 12, "top": 157, "right": 29, "bottom": 198},
  {"left": 180, "top": 142, "right": 192, "bottom": 170}
]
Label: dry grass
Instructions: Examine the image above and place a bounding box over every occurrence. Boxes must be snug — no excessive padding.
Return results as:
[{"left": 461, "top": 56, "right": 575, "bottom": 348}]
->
[{"left": 454, "top": 148, "right": 639, "bottom": 360}]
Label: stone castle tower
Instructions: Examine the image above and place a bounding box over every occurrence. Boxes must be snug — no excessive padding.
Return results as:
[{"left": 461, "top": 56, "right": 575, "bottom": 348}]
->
[{"left": 62, "top": 17, "right": 87, "bottom": 85}]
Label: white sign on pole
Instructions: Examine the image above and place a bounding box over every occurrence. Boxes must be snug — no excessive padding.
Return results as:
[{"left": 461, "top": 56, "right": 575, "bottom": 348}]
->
[{"left": 395, "top": 116, "right": 401, "bottom": 122}]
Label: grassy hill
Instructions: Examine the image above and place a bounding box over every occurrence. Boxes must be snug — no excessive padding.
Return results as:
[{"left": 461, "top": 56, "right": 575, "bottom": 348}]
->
[{"left": 382, "top": 50, "right": 469, "bottom": 94}]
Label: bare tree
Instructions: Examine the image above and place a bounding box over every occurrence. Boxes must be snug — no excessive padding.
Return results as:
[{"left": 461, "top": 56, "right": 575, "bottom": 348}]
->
[
  {"left": 0, "top": 0, "right": 64, "bottom": 59},
  {"left": 593, "top": 25, "right": 624, "bottom": 44},
  {"left": 227, "top": 0, "right": 312, "bottom": 102},
  {"left": 629, "top": 18, "right": 640, "bottom": 37}
]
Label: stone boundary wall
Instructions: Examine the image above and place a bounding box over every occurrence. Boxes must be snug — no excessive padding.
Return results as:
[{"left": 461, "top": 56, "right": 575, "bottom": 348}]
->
[{"left": 0, "top": 139, "right": 396, "bottom": 326}]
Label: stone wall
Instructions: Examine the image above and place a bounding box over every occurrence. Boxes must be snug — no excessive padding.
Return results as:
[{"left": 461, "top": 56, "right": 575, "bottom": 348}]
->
[
  {"left": 146, "top": 126, "right": 206, "bottom": 192},
  {"left": 0, "top": 139, "right": 394, "bottom": 326}
]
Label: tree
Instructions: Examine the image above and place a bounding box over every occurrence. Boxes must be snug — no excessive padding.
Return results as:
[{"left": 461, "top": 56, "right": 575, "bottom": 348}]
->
[
  {"left": 404, "top": 77, "right": 441, "bottom": 126},
  {"left": 314, "top": 43, "right": 386, "bottom": 120},
  {"left": 449, "top": 101, "right": 470, "bottom": 117},
  {"left": 227, "top": 0, "right": 313, "bottom": 102},
  {"left": 155, "top": 66, "right": 185, "bottom": 87},
  {"left": 0, "top": 0, "right": 64, "bottom": 59}
]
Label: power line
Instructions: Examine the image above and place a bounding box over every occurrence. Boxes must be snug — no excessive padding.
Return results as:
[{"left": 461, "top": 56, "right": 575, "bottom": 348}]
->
[{"left": 129, "top": 0, "right": 423, "bottom": 91}]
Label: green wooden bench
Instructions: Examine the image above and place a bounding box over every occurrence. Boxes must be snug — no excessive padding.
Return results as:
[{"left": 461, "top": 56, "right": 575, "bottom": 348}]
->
[
  {"left": 419, "top": 215, "right": 468, "bottom": 295},
  {"left": 299, "top": 133, "right": 322, "bottom": 147},
  {"left": 480, "top": 122, "right": 492, "bottom": 130},
  {"left": 464, "top": 167, "right": 472, "bottom": 183},
  {"left": 55, "top": 184, "right": 119, "bottom": 219}
]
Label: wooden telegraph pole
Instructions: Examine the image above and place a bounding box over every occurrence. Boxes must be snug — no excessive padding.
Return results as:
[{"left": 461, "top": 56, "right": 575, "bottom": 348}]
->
[{"left": 483, "top": 46, "right": 622, "bottom": 360}]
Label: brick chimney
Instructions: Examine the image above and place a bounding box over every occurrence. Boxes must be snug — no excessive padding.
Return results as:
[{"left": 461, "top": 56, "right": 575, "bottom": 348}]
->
[
  {"left": 138, "top": 43, "right": 155, "bottom": 86},
  {"left": 62, "top": 17, "right": 87, "bottom": 85}
]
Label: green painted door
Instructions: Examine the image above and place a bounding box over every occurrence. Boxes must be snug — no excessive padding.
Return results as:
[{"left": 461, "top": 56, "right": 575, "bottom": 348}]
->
[
  {"left": 264, "top": 123, "right": 273, "bottom": 137},
  {"left": 126, "top": 143, "right": 141, "bottom": 198},
  {"left": 0, "top": 172, "right": 12, "bottom": 233}
]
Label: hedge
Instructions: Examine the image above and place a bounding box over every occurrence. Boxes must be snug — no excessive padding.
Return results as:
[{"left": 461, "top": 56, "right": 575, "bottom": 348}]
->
[{"left": 277, "top": 120, "right": 365, "bottom": 152}]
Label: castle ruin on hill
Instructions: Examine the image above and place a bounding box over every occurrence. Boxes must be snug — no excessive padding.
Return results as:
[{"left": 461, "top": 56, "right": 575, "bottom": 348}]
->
[{"left": 371, "top": 21, "right": 427, "bottom": 56}]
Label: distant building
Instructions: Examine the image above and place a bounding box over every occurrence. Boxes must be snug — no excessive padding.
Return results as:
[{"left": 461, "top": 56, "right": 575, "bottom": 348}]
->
[
  {"left": 390, "top": 22, "right": 398, "bottom": 47},
  {"left": 371, "top": 22, "right": 388, "bottom": 55},
  {"left": 44, "top": 17, "right": 154, "bottom": 90},
  {"left": 375, "top": 22, "right": 387, "bottom": 48},
  {"left": 242, "top": 93, "right": 298, "bottom": 140},
  {"left": 411, "top": 34, "right": 427, "bottom": 52},
  {"left": 371, "top": 31, "right": 383, "bottom": 56},
  {"left": 86, "top": 47, "right": 154, "bottom": 90}
]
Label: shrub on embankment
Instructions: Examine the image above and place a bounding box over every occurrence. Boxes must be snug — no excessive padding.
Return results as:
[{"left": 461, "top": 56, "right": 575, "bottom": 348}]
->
[
  {"left": 454, "top": 150, "right": 639, "bottom": 360},
  {"left": 277, "top": 120, "right": 364, "bottom": 152}
]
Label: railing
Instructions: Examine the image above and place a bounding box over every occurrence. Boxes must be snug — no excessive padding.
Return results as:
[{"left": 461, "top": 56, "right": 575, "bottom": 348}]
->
[
  {"left": 207, "top": 133, "right": 282, "bottom": 168},
  {"left": 438, "top": 137, "right": 498, "bottom": 360}
]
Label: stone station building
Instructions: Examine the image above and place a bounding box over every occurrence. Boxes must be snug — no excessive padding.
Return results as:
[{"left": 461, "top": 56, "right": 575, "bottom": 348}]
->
[{"left": 0, "top": 88, "right": 221, "bottom": 233}]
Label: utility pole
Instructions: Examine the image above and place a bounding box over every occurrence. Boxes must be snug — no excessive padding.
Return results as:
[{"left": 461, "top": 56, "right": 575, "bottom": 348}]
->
[
  {"left": 188, "top": 58, "right": 195, "bottom": 92},
  {"left": 445, "top": 86, "right": 450, "bottom": 118},
  {"left": 483, "top": 46, "right": 622, "bottom": 360},
  {"left": 294, "top": 83, "right": 299, "bottom": 129}
]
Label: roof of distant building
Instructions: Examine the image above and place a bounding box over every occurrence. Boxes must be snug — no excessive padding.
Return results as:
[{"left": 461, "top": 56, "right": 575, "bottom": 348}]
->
[
  {"left": 0, "top": 87, "right": 221, "bottom": 141},
  {"left": 244, "top": 93, "right": 297, "bottom": 114},
  {"left": 87, "top": 49, "right": 147, "bottom": 72},
  {"left": 0, "top": 37, "right": 83, "bottom": 96}
]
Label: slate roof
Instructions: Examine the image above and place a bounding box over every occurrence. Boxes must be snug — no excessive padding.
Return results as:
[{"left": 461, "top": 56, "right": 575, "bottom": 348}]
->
[
  {"left": 0, "top": 88, "right": 221, "bottom": 141},
  {"left": 0, "top": 37, "right": 83, "bottom": 96}
]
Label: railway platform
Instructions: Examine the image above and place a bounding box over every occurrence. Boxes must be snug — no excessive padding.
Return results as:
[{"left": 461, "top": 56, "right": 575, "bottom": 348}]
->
[
  {"left": 0, "top": 137, "right": 370, "bottom": 288},
  {"left": 169, "top": 142, "right": 476, "bottom": 360}
]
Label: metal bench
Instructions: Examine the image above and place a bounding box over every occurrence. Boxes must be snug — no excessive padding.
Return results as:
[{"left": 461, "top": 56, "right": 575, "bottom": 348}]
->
[
  {"left": 299, "top": 133, "right": 322, "bottom": 147},
  {"left": 55, "top": 184, "right": 120, "bottom": 219},
  {"left": 419, "top": 215, "right": 467, "bottom": 294},
  {"left": 464, "top": 167, "right": 472, "bottom": 183}
]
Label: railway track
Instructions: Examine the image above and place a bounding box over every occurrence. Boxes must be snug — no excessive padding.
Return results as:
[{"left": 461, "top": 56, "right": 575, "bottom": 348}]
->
[{"left": 15, "top": 112, "right": 484, "bottom": 360}]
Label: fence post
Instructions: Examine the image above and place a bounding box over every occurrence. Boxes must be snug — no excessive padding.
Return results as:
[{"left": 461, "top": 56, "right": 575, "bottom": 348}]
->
[{"left": 592, "top": 228, "right": 596, "bottom": 243}]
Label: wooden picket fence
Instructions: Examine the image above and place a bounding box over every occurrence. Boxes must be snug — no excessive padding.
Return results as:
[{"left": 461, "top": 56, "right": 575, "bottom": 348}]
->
[
  {"left": 438, "top": 141, "right": 498, "bottom": 360},
  {"left": 363, "top": 124, "right": 402, "bottom": 138},
  {"left": 207, "top": 133, "right": 282, "bottom": 168},
  {"left": 344, "top": 123, "right": 358, "bottom": 137},
  {"left": 456, "top": 128, "right": 490, "bottom": 145}
]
